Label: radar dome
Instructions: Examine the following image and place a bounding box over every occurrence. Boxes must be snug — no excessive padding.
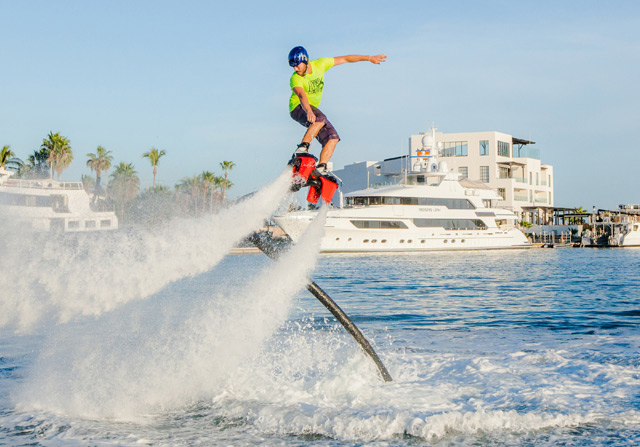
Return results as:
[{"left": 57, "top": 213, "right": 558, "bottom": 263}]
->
[{"left": 421, "top": 134, "right": 434, "bottom": 148}]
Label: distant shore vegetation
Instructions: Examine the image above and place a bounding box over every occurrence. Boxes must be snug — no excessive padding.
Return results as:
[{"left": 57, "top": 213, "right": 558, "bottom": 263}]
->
[{"left": 2, "top": 132, "right": 235, "bottom": 225}]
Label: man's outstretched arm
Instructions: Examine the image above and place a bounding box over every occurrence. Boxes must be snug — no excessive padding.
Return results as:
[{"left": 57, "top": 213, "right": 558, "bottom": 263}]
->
[{"left": 333, "top": 54, "right": 387, "bottom": 66}]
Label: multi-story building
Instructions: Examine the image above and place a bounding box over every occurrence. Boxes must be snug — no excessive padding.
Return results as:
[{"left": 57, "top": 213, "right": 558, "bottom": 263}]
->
[{"left": 332, "top": 128, "right": 554, "bottom": 224}]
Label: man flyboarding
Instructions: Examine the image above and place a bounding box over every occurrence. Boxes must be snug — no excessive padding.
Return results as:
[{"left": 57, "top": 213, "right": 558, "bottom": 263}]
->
[{"left": 288, "top": 46, "right": 386, "bottom": 174}]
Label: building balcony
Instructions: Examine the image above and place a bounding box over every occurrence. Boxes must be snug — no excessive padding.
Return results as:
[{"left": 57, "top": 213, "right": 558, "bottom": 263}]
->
[
  {"left": 514, "top": 195, "right": 529, "bottom": 202},
  {"left": 513, "top": 147, "right": 541, "bottom": 160}
]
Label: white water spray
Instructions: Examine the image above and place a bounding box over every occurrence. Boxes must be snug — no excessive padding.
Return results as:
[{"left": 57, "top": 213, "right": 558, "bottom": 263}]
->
[
  {"left": 0, "top": 170, "right": 292, "bottom": 332},
  {"left": 15, "top": 207, "right": 328, "bottom": 420}
]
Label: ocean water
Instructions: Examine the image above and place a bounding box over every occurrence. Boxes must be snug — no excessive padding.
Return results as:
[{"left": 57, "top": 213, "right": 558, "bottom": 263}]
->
[{"left": 1, "top": 231, "right": 639, "bottom": 445}]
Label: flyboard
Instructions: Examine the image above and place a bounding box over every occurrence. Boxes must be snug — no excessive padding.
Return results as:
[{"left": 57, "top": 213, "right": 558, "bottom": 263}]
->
[
  {"left": 287, "top": 152, "right": 339, "bottom": 204},
  {"left": 247, "top": 152, "right": 392, "bottom": 382}
]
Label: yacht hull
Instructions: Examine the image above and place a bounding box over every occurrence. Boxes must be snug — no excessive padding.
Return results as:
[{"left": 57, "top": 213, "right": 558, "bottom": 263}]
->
[{"left": 274, "top": 211, "right": 531, "bottom": 253}]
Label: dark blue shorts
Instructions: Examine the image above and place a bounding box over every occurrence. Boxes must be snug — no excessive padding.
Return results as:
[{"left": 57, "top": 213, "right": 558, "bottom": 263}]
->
[{"left": 290, "top": 105, "right": 340, "bottom": 147}]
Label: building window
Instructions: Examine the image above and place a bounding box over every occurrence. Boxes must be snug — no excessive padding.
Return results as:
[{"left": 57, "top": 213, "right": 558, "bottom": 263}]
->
[
  {"left": 497, "top": 188, "right": 506, "bottom": 200},
  {"left": 529, "top": 172, "right": 533, "bottom": 185},
  {"left": 441, "top": 141, "right": 468, "bottom": 157},
  {"left": 458, "top": 166, "right": 468, "bottom": 179},
  {"left": 536, "top": 173, "right": 539, "bottom": 186},
  {"left": 480, "top": 140, "right": 489, "bottom": 156},
  {"left": 498, "top": 141, "right": 510, "bottom": 157},
  {"left": 499, "top": 167, "right": 510, "bottom": 179},
  {"left": 480, "top": 166, "right": 489, "bottom": 183}
]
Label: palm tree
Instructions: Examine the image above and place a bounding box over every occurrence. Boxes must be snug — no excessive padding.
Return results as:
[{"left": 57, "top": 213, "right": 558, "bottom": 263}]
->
[
  {"left": 219, "top": 161, "right": 235, "bottom": 204},
  {"left": 176, "top": 175, "right": 202, "bottom": 215},
  {"left": 81, "top": 174, "right": 96, "bottom": 195},
  {"left": 200, "top": 171, "right": 216, "bottom": 212},
  {"left": 22, "top": 147, "right": 50, "bottom": 178},
  {"left": 142, "top": 147, "right": 166, "bottom": 188},
  {"left": 42, "top": 132, "right": 73, "bottom": 181},
  {"left": 86, "top": 146, "right": 114, "bottom": 198},
  {"left": 109, "top": 162, "right": 140, "bottom": 223},
  {"left": 1, "top": 145, "right": 23, "bottom": 172},
  {"left": 1, "top": 145, "right": 14, "bottom": 169},
  {"left": 219, "top": 178, "right": 233, "bottom": 207}
]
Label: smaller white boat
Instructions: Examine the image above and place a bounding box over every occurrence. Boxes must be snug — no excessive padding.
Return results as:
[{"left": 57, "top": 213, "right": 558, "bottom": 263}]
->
[
  {"left": 619, "top": 222, "right": 640, "bottom": 246},
  {"left": 0, "top": 167, "right": 118, "bottom": 232}
]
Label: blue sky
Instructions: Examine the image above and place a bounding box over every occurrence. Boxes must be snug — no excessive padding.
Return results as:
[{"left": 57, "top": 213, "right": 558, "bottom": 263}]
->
[{"left": 1, "top": 0, "right": 639, "bottom": 208}]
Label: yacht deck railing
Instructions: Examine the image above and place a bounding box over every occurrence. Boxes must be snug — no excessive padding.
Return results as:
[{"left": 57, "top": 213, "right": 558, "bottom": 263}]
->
[{"left": 4, "top": 179, "right": 83, "bottom": 190}]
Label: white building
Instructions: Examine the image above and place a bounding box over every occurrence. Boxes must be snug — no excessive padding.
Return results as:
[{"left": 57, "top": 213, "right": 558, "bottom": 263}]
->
[{"left": 333, "top": 128, "right": 554, "bottom": 224}]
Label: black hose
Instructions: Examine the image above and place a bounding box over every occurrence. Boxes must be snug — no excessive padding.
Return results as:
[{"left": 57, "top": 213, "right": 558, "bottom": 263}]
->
[{"left": 247, "top": 232, "right": 392, "bottom": 382}]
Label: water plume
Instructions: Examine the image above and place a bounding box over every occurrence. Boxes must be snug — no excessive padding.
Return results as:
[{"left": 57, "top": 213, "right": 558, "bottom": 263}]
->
[
  {"left": 0, "top": 170, "right": 291, "bottom": 332},
  {"left": 15, "top": 206, "right": 328, "bottom": 420}
]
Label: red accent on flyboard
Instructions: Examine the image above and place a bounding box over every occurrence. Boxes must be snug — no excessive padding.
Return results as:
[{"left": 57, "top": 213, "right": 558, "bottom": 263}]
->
[
  {"left": 307, "top": 175, "right": 339, "bottom": 204},
  {"left": 291, "top": 153, "right": 317, "bottom": 181}
]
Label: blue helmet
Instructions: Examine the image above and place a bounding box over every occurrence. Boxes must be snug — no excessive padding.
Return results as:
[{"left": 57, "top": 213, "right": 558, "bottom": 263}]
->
[{"left": 288, "top": 46, "right": 309, "bottom": 67}]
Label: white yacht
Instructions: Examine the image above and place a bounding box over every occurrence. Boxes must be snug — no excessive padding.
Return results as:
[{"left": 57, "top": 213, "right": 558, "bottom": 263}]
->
[
  {"left": 0, "top": 167, "right": 118, "bottom": 232},
  {"left": 275, "top": 135, "right": 531, "bottom": 253}
]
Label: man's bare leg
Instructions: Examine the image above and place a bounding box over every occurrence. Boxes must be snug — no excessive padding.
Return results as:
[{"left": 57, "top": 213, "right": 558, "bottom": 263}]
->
[
  {"left": 301, "top": 122, "right": 325, "bottom": 144},
  {"left": 319, "top": 139, "right": 339, "bottom": 165}
]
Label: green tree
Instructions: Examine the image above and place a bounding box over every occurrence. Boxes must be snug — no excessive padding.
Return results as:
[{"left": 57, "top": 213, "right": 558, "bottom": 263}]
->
[
  {"left": 22, "top": 148, "right": 49, "bottom": 178},
  {"left": 200, "top": 170, "right": 216, "bottom": 212},
  {"left": 86, "top": 146, "right": 114, "bottom": 198},
  {"left": 142, "top": 147, "right": 166, "bottom": 188},
  {"left": 1, "top": 145, "right": 24, "bottom": 173},
  {"left": 42, "top": 132, "right": 73, "bottom": 181},
  {"left": 81, "top": 174, "right": 96, "bottom": 195},
  {"left": 1, "top": 145, "right": 14, "bottom": 169},
  {"left": 219, "top": 178, "right": 233, "bottom": 206},
  {"left": 176, "top": 175, "right": 202, "bottom": 215},
  {"left": 571, "top": 206, "right": 588, "bottom": 224},
  {"left": 219, "top": 160, "right": 235, "bottom": 204},
  {"left": 109, "top": 162, "right": 140, "bottom": 223}
]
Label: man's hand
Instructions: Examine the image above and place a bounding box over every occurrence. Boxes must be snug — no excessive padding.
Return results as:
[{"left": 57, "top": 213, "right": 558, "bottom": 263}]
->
[
  {"left": 306, "top": 108, "right": 316, "bottom": 124},
  {"left": 368, "top": 54, "right": 387, "bottom": 64}
]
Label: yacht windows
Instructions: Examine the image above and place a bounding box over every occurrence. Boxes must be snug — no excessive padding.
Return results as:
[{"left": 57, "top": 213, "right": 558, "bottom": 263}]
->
[
  {"left": 51, "top": 195, "right": 70, "bottom": 213},
  {"left": 346, "top": 196, "right": 475, "bottom": 209},
  {"left": 0, "top": 192, "right": 51, "bottom": 207},
  {"left": 100, "top": 220, "right": 112, "bottom": 227},
  {"left": 350, "top": 220, "right": 408, "bottom": 229},
  {"left": 413, "top": 218, "right": 488, "bottom": 230}
]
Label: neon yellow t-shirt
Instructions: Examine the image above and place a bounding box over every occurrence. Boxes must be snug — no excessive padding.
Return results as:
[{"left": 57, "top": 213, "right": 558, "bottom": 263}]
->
[{"left": 289, "top": 57, "right": 335, "bottom": 112}]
